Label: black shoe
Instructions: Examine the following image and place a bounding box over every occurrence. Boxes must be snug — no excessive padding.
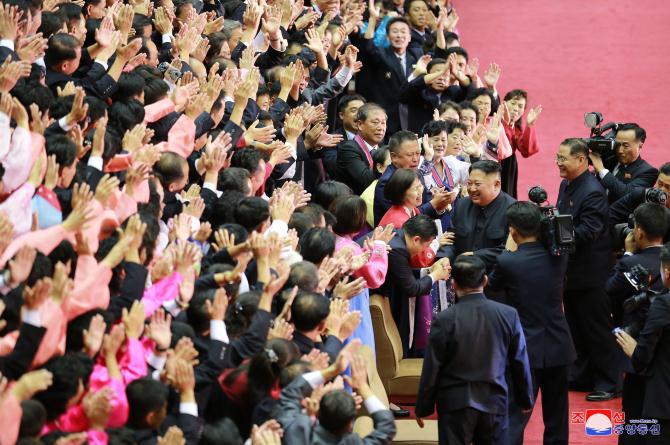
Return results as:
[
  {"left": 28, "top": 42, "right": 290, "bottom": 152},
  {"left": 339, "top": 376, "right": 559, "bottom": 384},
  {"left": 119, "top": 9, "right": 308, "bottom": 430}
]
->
[
  {"left": 585, "top": 391, "right": 618, "bottom": 402},
  {"left": 391, "top": 407, "right": 410, "bottom": 417}
]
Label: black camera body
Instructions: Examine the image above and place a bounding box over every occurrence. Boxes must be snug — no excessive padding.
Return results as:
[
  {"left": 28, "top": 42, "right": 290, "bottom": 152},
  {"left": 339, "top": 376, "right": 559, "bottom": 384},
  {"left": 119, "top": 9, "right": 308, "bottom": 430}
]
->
[
  {"left": 611, "top": 188, "right": 668, "bottom": 251},
  {"left": 528, "top": 186, "right": 576, "bottom": 256},
  {"left": 584, "top": 112, "right": 622, "bottom": 170},
  {"left": 621, "top": 264, "right": 662, "bottom": 338}
]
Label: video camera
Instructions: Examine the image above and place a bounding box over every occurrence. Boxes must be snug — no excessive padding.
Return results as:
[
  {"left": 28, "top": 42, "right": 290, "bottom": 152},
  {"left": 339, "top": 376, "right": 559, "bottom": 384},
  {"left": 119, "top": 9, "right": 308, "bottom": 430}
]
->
[
  {"left": 528, "top": 186, "right": 576, "bottom": 256},
  {"left": 620, "top": 264, "right": 662, "bottom": 337},
  {"left": 611, "top": 188, "right": 668, "bottom": 250},
  {"left": 584, "top": 112, "right": 622, "bottom": 170}
]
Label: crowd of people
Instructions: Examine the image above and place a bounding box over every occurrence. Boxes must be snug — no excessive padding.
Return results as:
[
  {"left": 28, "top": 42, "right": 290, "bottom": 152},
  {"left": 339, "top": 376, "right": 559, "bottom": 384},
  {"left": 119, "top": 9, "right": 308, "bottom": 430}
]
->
[{"left": 0, "top": 0, "right": 669, "bottom": 443}]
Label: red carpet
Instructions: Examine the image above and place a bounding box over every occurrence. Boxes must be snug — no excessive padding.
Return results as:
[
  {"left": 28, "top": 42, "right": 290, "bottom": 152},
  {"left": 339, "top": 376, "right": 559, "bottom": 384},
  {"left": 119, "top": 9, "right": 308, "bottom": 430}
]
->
[
  {"left": 425, "top": 0, "right": 668, "bottom": 442},
  {"left": 455, "top": 0, "right": 670, "bottom": 201}
]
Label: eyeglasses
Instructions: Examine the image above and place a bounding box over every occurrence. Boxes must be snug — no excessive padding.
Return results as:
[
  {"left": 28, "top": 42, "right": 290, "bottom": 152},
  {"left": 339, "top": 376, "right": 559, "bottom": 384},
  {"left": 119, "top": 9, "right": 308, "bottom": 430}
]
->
[{"left": 555, "top": 155, "right": 572, "bottom": 164}]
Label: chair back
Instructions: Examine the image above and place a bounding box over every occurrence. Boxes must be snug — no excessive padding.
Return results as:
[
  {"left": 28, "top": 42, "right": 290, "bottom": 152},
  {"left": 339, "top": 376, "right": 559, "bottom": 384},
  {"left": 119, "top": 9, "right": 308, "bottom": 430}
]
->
[{"left": 369, "top": 294, "right": 403, "bottom": 390}]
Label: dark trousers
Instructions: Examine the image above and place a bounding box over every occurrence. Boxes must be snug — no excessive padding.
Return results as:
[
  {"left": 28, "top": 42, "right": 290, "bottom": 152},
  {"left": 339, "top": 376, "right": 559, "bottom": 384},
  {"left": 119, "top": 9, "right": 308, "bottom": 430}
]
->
[
  {"left": 620, "top": 373, "right": 646, "bottom": 445},
  {"left": 564, "top": 287, "right": 620, "bottom": 392},
  {"left": 436, "top": 406, "right": 505, "bottom": 445},
  {"left": 507, "top": 365, "right": 570, "bottom": 445}
]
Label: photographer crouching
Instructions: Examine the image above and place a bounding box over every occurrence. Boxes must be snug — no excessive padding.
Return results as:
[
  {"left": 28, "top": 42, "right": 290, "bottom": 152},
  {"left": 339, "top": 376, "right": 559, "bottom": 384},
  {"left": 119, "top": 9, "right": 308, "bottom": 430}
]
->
[
  {"left": 606, "top": 203, "right": 668, "bottom": 444},
  {"left": 616, "top": 243, "right": 670, "bottom": 444}
]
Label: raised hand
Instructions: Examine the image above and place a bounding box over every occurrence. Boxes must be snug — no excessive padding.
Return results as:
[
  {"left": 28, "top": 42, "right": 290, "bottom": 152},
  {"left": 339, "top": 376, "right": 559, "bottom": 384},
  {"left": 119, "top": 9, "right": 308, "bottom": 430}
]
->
[
  {"left": 7, "top": 246, "right": 37, "bottom": 288},
  {"left": 157, "top": 426, "right": 186, "bottom": 445},
  {"left": 83, "top": 314, "right": 106, "bottom": 357},
  {"left": 29, "top": 103, "right": 52, "bottom": 135},
  {"left": 12, "top": 369, "right": 53, "bottom": 401},
  {"left": 94, "top": 174, "right": 121, "bottom": 207},
  {"left": 268, "top": 317, "right": 294, "bottom": 341},
  {"left": 147, "top": 308, "right": 172, "bottom": 351},
  {"left": 332, "top": 276, "right": 366, "bottom": 300},
  {"left": 0, "top": 59, "right": 31, "bottom": 92},
  {"left": 205, "top": 288, "right": 228, "bottom": 321},
  {"left": 527, "top": 105, "right": 543, "bottom": 127},
  {"left": 22, "top": 277, "right": 52, "bottom": 310},
  {"left": 482, "top": 62, "right": 501, "bottom": 89},
  {"left": 122, "top": 300, "right": 146, "bottom": 339}
]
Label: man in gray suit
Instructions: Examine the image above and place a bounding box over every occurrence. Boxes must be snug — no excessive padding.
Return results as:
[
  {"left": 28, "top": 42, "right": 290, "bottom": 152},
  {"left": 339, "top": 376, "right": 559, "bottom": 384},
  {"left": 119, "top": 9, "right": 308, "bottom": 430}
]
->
[{"left": 277, "top": 340, "right": 396, "bottom": 445}]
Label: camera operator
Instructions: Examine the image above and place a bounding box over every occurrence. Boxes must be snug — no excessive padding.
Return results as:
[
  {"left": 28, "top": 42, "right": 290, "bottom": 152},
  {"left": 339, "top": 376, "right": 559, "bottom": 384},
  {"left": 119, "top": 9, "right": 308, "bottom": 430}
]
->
[
  {"left": 589, "top": 123, "right": 658, "bottom": 203},
  {"left": 555, "top": 137, "right": 620, "bottom": 402},
  {"left": 616, "top": 243, "right": 670, "bottom": 444},
  {"left": 488, "top": 202, "right": 576, "bottom": 445},
  {"left": 606, "top": 203, "right": 668, "bottom": 445},
  {"left": 607, "top": 203, "right": 668, "bottom": 327},
  {"left": 609, "top": 162, "right": 670, "bottom": 228}
]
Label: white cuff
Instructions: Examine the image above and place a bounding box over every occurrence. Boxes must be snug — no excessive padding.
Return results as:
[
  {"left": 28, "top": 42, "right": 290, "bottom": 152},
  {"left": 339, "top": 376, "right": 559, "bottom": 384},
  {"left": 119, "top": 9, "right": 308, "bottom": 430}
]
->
[
  {"left": 224, "top": 95, "right": 235, "bottom": 103},
  {"left": 598, "top": 168, "right": 609, "bottom": 179},
  {"left": 35, "top": 57, "right": 46, "bottom": 68},
  {"left": 59, "top": 116, "right": 74, "bottom": 132},
  {"left": 303, "top": 371, "right": 326, "bottom": 388},
  {"left": 363, "top": 395, "right": 386, "bottom": 414},
  {"left": 151, "top": 369, "right": 162, "bottom": 380},
  {"left": 179, "top": 402, "right": 198, "bottom": 417},
  {"left": 22, "top": 309, "right": 42, "bottom": 327},
  {"left": 94, "top": 59, "right": 109, "bottom": 70},
  {"left": 209, "top": 319, "right": 229, "bottom": 343},
  {"left": 87, "top": 156, "right": 104, "bottom": 171},
  {"left": 147, "top": 352, "right": 167, "bottom": 371},
  {"left": 334, "top": 65, "right": 353, "bottom": 87},
  {"left": 203, "top": 182, "right": 222, "bottom": 198},
  {"left": 0, "top": 39, "right": 15, "bottom": 51},
  {"left": 163, "top": 299, "right": 182, "bottom": 317},
  {"left": 162, "top": 33, "right": 173, "bottom": 44}
]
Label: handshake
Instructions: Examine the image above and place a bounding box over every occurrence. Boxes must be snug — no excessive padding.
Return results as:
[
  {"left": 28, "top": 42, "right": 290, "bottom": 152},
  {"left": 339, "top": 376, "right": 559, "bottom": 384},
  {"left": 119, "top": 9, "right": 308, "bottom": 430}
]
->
[{"left": 429, "top": 258, "right": 452, "bottom": 282}]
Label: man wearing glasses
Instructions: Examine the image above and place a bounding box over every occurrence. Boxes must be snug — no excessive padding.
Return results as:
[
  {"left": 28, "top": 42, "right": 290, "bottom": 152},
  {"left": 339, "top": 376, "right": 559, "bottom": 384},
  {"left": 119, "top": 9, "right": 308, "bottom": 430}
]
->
[
  {"left": 588, "top": 123, "right": 658, "bottom": 203},
  {"left": 556, "top": 138, "right": 621, "bottom": 402}
]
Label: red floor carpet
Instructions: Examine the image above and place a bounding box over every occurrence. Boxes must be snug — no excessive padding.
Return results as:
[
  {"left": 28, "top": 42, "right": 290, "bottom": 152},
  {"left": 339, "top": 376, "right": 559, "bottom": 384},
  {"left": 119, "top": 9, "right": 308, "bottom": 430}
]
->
[
  {"left": 447, "top": 1, "right": 669, "bottom": 443},
  {"left": 455, "top": 0, "right": 670, "bottom": 201}
]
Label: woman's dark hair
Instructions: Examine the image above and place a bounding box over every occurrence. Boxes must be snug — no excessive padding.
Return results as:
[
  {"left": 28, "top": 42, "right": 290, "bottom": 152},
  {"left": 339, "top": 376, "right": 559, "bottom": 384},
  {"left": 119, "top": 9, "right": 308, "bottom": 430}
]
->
[
  {"left": 467, "top": 87, "right": 495, "bottom": 116},
  {"left": 19, "top": 400, "right": 47, "bottom": 439},
  {"left": 459, "top": 100, "right": 480, "bottom": 122},
  {"left": 112, "top": 72, "right": 146, "bottom": 102},
  {"left": 108, "top": 98, "right": 145, "bottom": 134},
  {"left": 438, "top": 100, "right": 462, "bottom": 118},
  {"left": 48, "top": 240, "right": 77, "bottom": 277},
  {"left": 125, "top": 378, "right": 169, "bottom": 429},
  {"left": 299, "top": 227, "right": 336, "bottom": 264},
  {"left": 225, "top": 291, "right": 261, "bottom": 338},
  {"left": 66, "top": 309, "right": 114, "bottom": 353},
  {"left": 371, "top": 145, "right": 389, "bottom": 178},
  {"left": 384, "top": 168, "right": 419, "bottom": 205},
  {"left": 244, "top": 339, "right": 299, "bottom": 406},
  {"left": 421, "top": 119, "right": 449, "bottom": 137},
  {"left": 34, "top": 353, "right": 94, "bottom": 420},
  {"left": 39, "top": 12, "right": 67, "bottom": 39},
  {"left": 330, "top": 195, "right": 367, "bottom": 236},
  {"left": 312, "top": 181, "right": 353, "bottom": 210},
  {"left": 200, "top": 418, "right": 243, "bottom": 445}
]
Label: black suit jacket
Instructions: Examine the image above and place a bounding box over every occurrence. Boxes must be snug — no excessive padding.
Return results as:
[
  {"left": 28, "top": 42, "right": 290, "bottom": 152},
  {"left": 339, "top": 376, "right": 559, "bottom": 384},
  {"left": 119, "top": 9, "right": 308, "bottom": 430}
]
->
[
  {"left": 416, "top": 292, "right": 534, "bottom": 417},
  {"left": 442, "top": 192, "right": 516, "bottom": 272},
  {"left": 398, "top": 75, "right": 473, "bottom": 133},
  {"left": 46, "top": 60, "right": 117, "bottom": 100},
  {"left": 0, "top": 322, "right": 47, "bottom": 380},
  {"left": 353, "top": 35, "right": 423, "bottom": 135},
  {"left": 291, "top": 331, "right": 343, "bottom": 363},
  {"left": 631, "top": 293, "right": 670, "bottom": 419},
  {"left": 556, "top": 170, "right": 612, "bottom": 290},
  {"left": 335, "top": 139, "right": 376, "bottom": 194},
  {"left": 600, "top": 156, "right": 658, "bottom": 203},
  {"left": 381, "top": 229, "right": 434, "bottom": 356},
  {"left": 606, "top": 246, "right": 664, "bottom": 307},
  {"left": 488, "top": 242, "right": 576, "bottom": 369}
]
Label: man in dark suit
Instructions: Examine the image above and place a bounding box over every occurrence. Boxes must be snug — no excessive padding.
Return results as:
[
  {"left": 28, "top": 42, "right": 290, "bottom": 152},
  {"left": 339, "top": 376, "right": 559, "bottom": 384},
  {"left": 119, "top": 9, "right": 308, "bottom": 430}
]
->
[
  {"left": 609, "top": 162, "right": 670, "bottom": 227},
  {"left": 290, "top": 291, "right": 344, "bottom": 363},
  {"left": 373, "top": 131, "right": 454, "bottom": 225},
  {"left": 334, "top": 103, "right": 387, "bottom": 194},
  {"left": 416, "top": 255, "right": 534, "bottom": 445},
  {"left": 605, "top": 203, "right": 667, "bottom": 444},
  {"left": 488, "top": 202, "right": 576, "bottom": 445},
  {"left": 278, "top": 343, "right": 396, "bottom": 445},
  {"left": 353, "top": 15, "right": 423, "bottom": 136},
  {"left": 589, "top": 123, "right": 658, "bottom": 203},
  {"left": 442, "top": 160, "right": 516, "bottom": 272},
  {"left": 382, "top": 215, "right": 451, "bottom": 356},
  {"left": 615, "top": 242, "right": 670, "bottom": 445},
  {"left": 399, "top": 58, "right": 473, "bottom": 133},
  {"left": 323, "top": 94, "right": 367, "bottom": 179},
  {"left": 555, "top": 137, "right": 620, "bottom": 401}
]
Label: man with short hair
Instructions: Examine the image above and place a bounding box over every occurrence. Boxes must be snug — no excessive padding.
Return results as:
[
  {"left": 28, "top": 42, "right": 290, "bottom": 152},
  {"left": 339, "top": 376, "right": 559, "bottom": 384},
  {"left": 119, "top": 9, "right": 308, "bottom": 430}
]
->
[
  {"left": 488, "top": 202, "right": 576, "bottom": 445},
  {"left": 353, "top": 14, "right": 423, "bottom": 135},
  {"left": 609, "top": 162, "right": 670, "bottom": 226},
  {"left": 374, "top": 131, "right": 454, "bottom": 225},
  {"left": 615, "top": 242, "right": 670, "bottom": 445},
  {"left": 589, "top": 123, "right": 658, "bottom": 203},
  {"left": 334, "top": 103, "right": 387, "bottom": 193},
  {"left": 555, "top": 137, "right": 620, "bottom": 401},
  {"left": 605, "top": 203, "right": 668, "bottom": 444},
  {"left": 290, "top": 291, "right": 344, "bottom": 362},
  {"left": 442, "top": 160, "right": 516, "bottom": 271},
  {"left": 416, "top": 255, "right": 533, "bottom": 445}
]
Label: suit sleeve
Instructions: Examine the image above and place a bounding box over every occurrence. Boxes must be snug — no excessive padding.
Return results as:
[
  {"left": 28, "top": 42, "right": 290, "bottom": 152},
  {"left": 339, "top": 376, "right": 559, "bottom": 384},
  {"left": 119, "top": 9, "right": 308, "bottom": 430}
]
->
[
  {"left": 508, "top": 310, "right": 534, "bottom": 410},
  {"left": 336, "top": 144, "right": 376, "bottom": 194},
  {"left": 415, "top": 315, "right": 446, "bottom": 417},
  {"left": 573, "top": 190, "right": 608, "bottom": 246},
  {"left": 387, "top": 248, "right": 434, "bottom": 299},
  {"left": 487, "top": 256, "right": 508, "bottom": 292},
  {"left": 608, "top": 188, "right": 643, "bottom": 226},
  {"left": 0, "top": 323, "right": 46, "bottom": 380},
  {"left": 631, "top": 297, "right": 670, "bottom": 373},
  {"left": 605, "top": 260, "right": 634, "bottom": 301},
  {"left": 600, "top": 166, "right": 658, "bottom": 201},
  {"left": 398, "top": 76, "right": 429, "bottom": 106},
  {"left": 362, "top": 410, "right": 397, "bottom": 445}
]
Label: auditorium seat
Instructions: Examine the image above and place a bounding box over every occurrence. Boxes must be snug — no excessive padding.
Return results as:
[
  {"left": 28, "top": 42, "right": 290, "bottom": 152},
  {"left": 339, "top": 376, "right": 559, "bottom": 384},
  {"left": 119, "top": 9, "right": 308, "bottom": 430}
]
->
[{"left": 369, "top": 294, "right": 423, "bottom": 403}]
